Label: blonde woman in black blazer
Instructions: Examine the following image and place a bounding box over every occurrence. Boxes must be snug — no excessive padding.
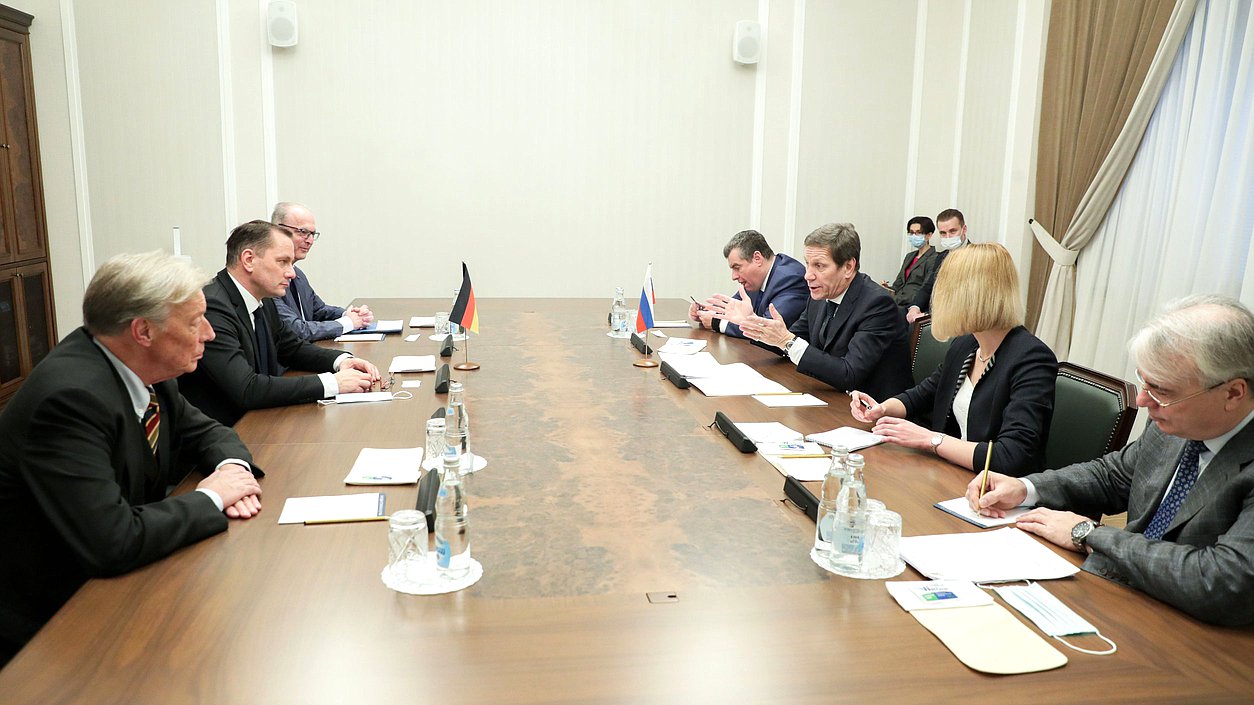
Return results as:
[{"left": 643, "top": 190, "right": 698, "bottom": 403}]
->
[{"left": 851, "top": 243, "right": 1057, "bottom": 476}]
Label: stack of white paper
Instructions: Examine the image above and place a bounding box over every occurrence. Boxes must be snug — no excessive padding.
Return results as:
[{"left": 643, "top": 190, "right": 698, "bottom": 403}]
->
[
  {"left": 732, "top": 422, "right": 803, "bottom": 444},
  {"left": 899, "top": 528, "right": 1080, "bottom": 582},
  {"left": 389, "top": 355, "right": 437, "bottom": 373},
  {"left": 657, "top": 351, "right": 723, "bottom": 377},
  {"left": 343, "top": 447, "right": 424, "bottom": 485},
  {"left": 805, "top": 426, "right": 884, "bottom": 451},
  {"left": 658, "top": 337, "right": 707, "bottom": 355},
  {"left": 409, "top": 316, "right": 435, "bottom": 328},
  {"left": 933, "top": 497, "right": 1030, "bottom": 528},
  {"left": 277, "top": 492, "right": 387, "bottom": 524},
  {"left": 688, "top": 363, "right": 789, "bottom": 396}
]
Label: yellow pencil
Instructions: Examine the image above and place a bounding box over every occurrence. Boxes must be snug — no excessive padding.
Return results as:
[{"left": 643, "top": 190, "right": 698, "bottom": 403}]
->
[
  {"left": 778, "top": 453, "right": 831, "bottom": 459},
  {"left": 977, "top": 440, "right": 994, "bottom": 508}
]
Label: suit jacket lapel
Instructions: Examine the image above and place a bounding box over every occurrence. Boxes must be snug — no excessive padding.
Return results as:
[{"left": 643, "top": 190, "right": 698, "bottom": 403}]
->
[
  {"left": 1167, "top": 422, "right": 1254, "bottom": 533},
  {"left": 219, "top": 270, "right": 263, "bottom": 372},
  {"left": 825, "top": 274, "right": 862, "bottom": 346}
]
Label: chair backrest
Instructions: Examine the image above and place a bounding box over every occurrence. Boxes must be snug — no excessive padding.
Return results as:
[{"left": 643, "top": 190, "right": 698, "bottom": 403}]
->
[
  {"left": 909, "top": 314, "right": 948, "bottom": 386},
  {"left": 1045, "top": 362, "right": 1138, "bottom": 469}
]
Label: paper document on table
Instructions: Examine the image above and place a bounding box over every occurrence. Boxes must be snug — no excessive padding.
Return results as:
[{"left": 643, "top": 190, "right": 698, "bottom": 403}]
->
[
  {"left": 658, "top": 351, "right": 722, "bottom": 377},
  {"left": 389, "top": 355, "right": 437, "bottom": 373},
  {"left": 899, "top": 528, "right": 1080, "bottom": 582},
  {"left": 410, "top": 316, "right": 435, "bottom": 328},
  {"left": 278, "top": 492, "right": 387, "bottom": 524},
  {"left": 333, "top": 392, "right": 393, "bottom": 404},
  {"left": 933, "top": 497, "right": 1030, "bottom": 528},
  {"left": 344, "top": 319, "right": 403, "bottom": 334},
  {"left": 652, "top": 320, "right": 691, "bottom": 328},
  {"left": 343, "top": 447, "right": 423, "bottom": 485},
  {"left": 335, "top": 333, "right": 384, "bottom": 342},
  {"left": 733, "top": 422, "right": 803, "bottom": 444},
  {"left": 756, "top": 440, "right": 825, "bottom": 456},
  {"left": 658, "top": 337, "right": 707, "bottom": 355},
  {"left": 752, "top": 393, "right": 827, "bottom": 407},
  {"left": 688, "top": 363, "right": 789, "bottom": 396},
  {"left": 805, "top": 426, "right": 884, "bottom": 451},
  {"left": 761, "top": 455, "right": 831, "bottom": 481}
]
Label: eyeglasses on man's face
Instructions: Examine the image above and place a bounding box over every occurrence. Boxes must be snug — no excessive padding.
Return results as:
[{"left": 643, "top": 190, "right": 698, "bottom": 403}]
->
[
  {"left": 1134, "top": 369, "right": 1225, "bottom": 408},
  {"left": 277, "top": 222, "right": 321, "bottom": 241}
]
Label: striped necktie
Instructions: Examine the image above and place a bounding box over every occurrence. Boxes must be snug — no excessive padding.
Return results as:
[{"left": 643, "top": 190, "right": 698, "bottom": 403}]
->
[
  {"left": 142, "top": 390, "right": 160, "bottom": 456},
  {"left": 1143, "top": 440, "right": 1207, "bottom": 540}
]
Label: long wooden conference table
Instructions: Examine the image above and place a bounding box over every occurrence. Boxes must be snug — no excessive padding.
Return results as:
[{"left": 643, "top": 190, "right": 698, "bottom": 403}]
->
[{"left": 1, "top": 298, "right": 1252, "bottom": 704}]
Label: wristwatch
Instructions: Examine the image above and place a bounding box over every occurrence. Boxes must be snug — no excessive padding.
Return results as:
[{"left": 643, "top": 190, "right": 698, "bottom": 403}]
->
[
  {"left": 1071, "top": 520, "right": 1099, "bottom": 550},
  {"left": 929, "top": 434, "right": 944, "bottom": 454},
  {"left": 783, "top": 337, "right": 798, "bottom": 354}
]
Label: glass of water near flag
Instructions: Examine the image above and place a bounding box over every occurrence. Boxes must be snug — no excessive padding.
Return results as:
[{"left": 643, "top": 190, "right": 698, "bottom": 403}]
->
[
  {"left": 450, "top": 262, "right": 480, "bottom": 371},
  {"left": 633, "top": 263, "right": 659, "bottom": 368}
]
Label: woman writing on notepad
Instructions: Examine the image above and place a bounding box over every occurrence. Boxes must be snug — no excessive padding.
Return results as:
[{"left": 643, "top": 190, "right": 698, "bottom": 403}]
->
[{"left": 849, "top": 243, "right": 1057, "bottom": 476}]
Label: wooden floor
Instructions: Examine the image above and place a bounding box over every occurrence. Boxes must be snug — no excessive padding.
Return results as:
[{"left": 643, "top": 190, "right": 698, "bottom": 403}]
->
[{"left": 0, "top": 299, "right": 1251, "bottom": 704}]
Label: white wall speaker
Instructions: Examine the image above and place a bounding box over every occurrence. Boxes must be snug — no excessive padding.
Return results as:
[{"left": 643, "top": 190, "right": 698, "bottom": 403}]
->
[
  {"left": 267, "top": 0, "right": 299, "bottom": 48},
  {"left": 732, "top": 20, "right": 761, "bottom": 65}
]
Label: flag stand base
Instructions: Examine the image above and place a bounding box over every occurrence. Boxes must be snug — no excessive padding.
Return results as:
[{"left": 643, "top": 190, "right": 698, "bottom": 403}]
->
[
  {"left": 454, "top": 362, "right": 480, "bottom": 371},
  {"left": 633, "top": 359, "right": 659, "bottom": 368}
]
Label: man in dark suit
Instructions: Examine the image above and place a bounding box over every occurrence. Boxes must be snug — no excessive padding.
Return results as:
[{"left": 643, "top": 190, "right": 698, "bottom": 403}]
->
[
  {"left": 689, "top": 229, "right": 808, "bottom": 337},
  {"left": 971, "top": 295, "right": 1254, "bottom": 626},
  {"left": 735, "top": 222, "right": 912, "bottom": 401},
  {"left": 270, "top": 202, "right": 375, "bottom": 341},
  {"left": 906, "top": 208, "right": 968, "bottom": 324},
  {"left": 0, "top": 251, "right": 264, "bottom": 665},
  {"left": 178, "top": 220, "right": 380, "bottom": 426}
]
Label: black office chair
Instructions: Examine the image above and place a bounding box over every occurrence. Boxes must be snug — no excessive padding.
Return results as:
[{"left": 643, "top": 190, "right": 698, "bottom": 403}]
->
[
  {"left": 908, "top": 314, "right": 948, "bottom": 386},
  {"left": 1044, "top": 362, "right": 1138, "bottom": 470}
]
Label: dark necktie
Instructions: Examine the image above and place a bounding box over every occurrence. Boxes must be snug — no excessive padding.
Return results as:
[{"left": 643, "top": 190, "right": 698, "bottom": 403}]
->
[
  {"left": 253, "top": 307, "right": 275, "bottom": 376},
  {"left": 817, "top": 301, "right": 839, "bottom": 345},
  {"left": 1143, "top": 440, "right": 1207, "bottom": 540},
  {"left": 142, "top": 390, "right": 160, "bottom": 456}
]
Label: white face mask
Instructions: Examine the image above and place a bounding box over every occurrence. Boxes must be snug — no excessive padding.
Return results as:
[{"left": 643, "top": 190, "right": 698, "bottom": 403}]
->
[
  {"left": 992, "top": 582, "right": 1117, "bottom": 655},
  {"left": 939, "top": 236, "right": 963, "bottom": 251}
]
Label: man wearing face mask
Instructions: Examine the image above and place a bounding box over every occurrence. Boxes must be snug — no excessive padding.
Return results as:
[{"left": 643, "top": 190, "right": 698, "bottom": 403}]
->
[
  {"left": 906, "top": 208, "right": 968, "bottom": 324},
  {"left": 733, "top": 222, "right": 912, "bottom": 401},
  {"left": 881, "top": 216, "right": 939, "bottom": 309}
]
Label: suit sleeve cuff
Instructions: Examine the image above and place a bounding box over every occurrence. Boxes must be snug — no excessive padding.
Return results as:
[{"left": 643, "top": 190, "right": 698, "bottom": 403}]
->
[
  {"left": 319, "top": 372, "right": 338, "bottom": 398},
  {"left": 1021, "top": 478, "right": 1040, "bottom": 507},
  {"left": 787, "top": 337, "right": 808, "bottom": 365},
  {"left": 195, "top": 488, "right": 225, "bottom": 512},
  {"left": 336, "top": 315, "right": 354, "bottom": 333}
]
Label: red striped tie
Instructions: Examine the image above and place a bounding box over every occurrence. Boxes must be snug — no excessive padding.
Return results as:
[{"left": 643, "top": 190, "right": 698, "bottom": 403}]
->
[{"left": 142, "top": 390, "right": 160, "bottom": 456}]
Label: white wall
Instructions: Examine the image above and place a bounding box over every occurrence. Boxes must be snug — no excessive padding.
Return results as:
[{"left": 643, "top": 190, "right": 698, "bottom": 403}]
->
[{"left": 25, "top": 0, "right": 1048, "bottom": 337}]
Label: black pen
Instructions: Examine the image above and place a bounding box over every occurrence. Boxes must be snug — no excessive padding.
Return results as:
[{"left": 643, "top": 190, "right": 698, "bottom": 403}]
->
[
  {"left": 848, "top": 390, "right": 873, "bottom": 409},
  {"left": 689, "top": 296, "right": 708, "bottom": 310}
]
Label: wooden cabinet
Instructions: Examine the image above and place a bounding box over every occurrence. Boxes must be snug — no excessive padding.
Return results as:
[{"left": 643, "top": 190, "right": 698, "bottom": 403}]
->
[{"left": 0, "top": 5, "right": 54, "bottom": 409}]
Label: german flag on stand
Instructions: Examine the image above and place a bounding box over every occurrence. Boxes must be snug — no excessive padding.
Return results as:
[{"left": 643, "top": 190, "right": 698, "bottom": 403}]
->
[{"left": 450, "top": 262, "right": 479, "bottom": 334}]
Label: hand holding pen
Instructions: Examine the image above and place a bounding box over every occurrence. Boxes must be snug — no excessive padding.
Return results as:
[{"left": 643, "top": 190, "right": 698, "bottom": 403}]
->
[{"left": 848, "top": 390, "right": 885, "bottom": 423}]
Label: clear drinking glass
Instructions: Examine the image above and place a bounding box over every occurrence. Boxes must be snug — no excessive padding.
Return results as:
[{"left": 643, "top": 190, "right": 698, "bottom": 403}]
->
[
  {"left": 435, "top": 312, "right": 451, "bottom": 336},
  {"left": 861, "top": 509, "right": 904, "bottom": 579},
  {"left": 425, "top": 418, "right": 446, "bottom": 470},
  {"left": 387, "top": 510, "right": 428, "bottom": 587}
]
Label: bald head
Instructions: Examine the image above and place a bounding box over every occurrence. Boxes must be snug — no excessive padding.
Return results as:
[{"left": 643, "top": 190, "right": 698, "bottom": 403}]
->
[{"left": 271, "top": 201, "right": 318, "bottom": 262}]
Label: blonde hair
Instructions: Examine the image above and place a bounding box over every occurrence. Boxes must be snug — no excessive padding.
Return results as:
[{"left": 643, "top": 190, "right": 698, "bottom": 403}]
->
[
  {"left": 83, "top": 251, "right": 208, "bottom": 335},
  {"left": 930, "top": 242, "right": 1022, "bottom": 340}
]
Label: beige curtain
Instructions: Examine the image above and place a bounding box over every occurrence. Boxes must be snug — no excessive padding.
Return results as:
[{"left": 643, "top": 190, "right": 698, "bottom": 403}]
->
[{"left": 1026, "top": 0, "right": 1197, "bottom": 357}]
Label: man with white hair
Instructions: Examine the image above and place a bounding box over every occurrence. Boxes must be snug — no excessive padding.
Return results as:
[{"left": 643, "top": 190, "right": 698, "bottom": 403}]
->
[
  {"left": 0, "top": 251, "right": 264, "bottom": 665},
  {"left": 970, "top": 295, "right": 1254, "bottom": 626}
]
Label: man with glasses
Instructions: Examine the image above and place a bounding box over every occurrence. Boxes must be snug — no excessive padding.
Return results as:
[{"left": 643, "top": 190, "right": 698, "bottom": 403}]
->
[
  {"left": 969, "top": 295, "right": 1254, "bottom": 626},
  {"left": 271, "top": 202, "right": 374, "bottom": 341}
]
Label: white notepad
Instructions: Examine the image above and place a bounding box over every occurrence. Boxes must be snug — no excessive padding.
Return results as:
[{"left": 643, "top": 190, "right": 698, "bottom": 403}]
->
[{"left": 899, "top": 528, "right": 1080, "bottom": 582}]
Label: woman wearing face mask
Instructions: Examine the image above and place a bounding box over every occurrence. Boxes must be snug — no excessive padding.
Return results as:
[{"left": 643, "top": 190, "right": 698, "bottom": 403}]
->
[
  {"left": 882, "top": 216, "right": 939, "bottom": 308},
  {"left": 852, "top": 242, "right": 1058, "bottom": 476}
]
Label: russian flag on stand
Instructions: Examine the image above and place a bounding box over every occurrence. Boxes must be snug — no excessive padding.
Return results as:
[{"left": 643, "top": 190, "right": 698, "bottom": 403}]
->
[{"left": 635, "top": 263, "right": 655, "bottom": 334}]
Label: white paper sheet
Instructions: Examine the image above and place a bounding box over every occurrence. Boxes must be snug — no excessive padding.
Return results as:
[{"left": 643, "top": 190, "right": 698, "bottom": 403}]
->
[
  {"left": 899, "top": 528, "right": 1081, "bottom": 582},
  {"left": 409, "top": 316, "right": 435, "bottom": 328},
  {"left": 343, "top": 447, "right": 423, "bottom": 485},
  {"left": 761, "top": 455, "right": 831, "bottom": 481},
  {"left": 658, "top": 337, "right": 707, "bottom": 355},
  {"left": 732, "top": 422, "right": 803, "bottom": 444},
  {"left": 277, "top": 492, "right": 387, "bottom": 524},
  {"left": 389, "top": 355, "right": 437, "bottom": 373},
  {"left": 657, "top": 351, "right": 723, "bottom": 377},
  {"left": 752, "top": 393, "right": 828, "bottom": 407},
  {"left": 805, "top": 426, "right": 884, "bottom": 451},
  {"left": 933, "top": 497, "right": 1030, "bottom": 528},
  {"left": 689, "top": 363, "right": 789, "bottom": 396},
  {"left": 335, "top": 333, "right": 384, "bottom": 342},
  {"left": 333, "top": 392, "right": 393, "bottom": 404},
  {"left": 885, "top": 581, "right": 995, "bottom": 611}
]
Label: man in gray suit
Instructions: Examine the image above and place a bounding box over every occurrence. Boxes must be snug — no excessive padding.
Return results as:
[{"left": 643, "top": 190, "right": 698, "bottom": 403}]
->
[
  {"left": 271, "top": 202, "right": 374, "bottom": 341},
  {"left": 970, "top": 295, "right": 1254, "bottom": 626}
]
